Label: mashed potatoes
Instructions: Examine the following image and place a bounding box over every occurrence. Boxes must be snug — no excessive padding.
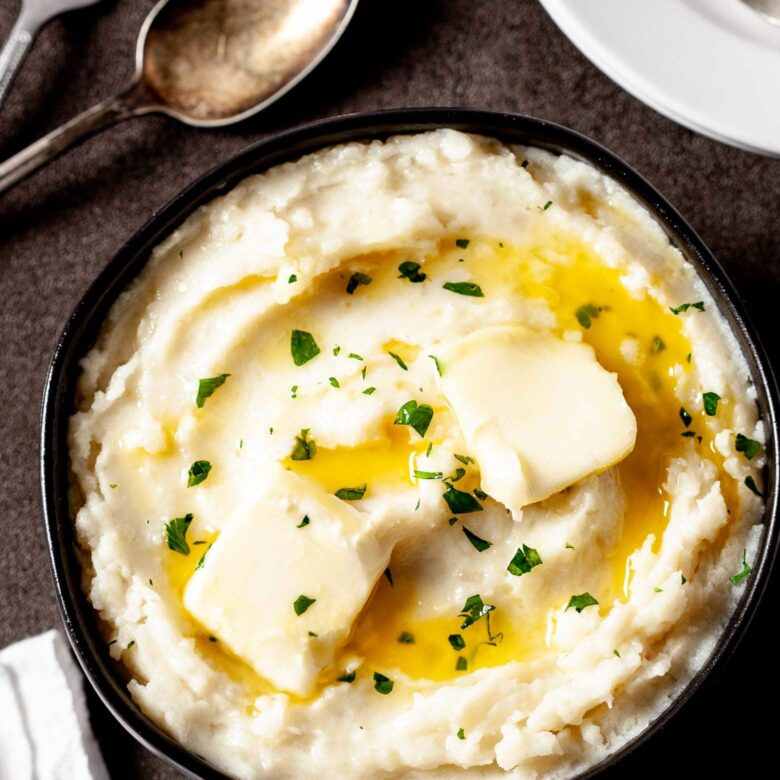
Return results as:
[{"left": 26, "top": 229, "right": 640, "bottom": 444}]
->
[{"left": 69, "top": 130, "right": 766, "bottom": 778}]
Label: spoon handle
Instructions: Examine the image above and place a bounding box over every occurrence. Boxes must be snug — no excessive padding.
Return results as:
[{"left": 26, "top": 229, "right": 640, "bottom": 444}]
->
[
  {"left": 0, "top": 81, "right": 147, "bottom": 196},
  {"left": 0, "top": 11, "right": 38, "bottom": 110}
]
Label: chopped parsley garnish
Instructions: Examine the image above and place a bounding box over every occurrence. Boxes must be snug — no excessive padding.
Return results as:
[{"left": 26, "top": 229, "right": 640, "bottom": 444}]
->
[
  {"left": 455, "top": 657, "right": 468, "bottom": 671},
  {"left": 426, "top": 441, "right": 433, "bottom": 457},
  {"left": 670, "top": 301, "right": 705, "bottom": 315},
  {"left": 397, "top": 631, "right": 415, "bottom": 644},
  {"left": 463, "top": 526, "right": 492, "bottom": 552},
  {"left": 542, "top": 200, "right": 553, "bottom": 210},
  {"left": 566, "top": 593, "right": 599, "bottom": 613},
  {"left": 443, "top": 483, "right": 483, "bottom": 514},
  {"left": 196, "top": 374, "right": 230, "bottom": 408},
  {"left": 507, "top": 545, "right": 543, "bottom": 576},
  {"left": 654, "top": 587, "right": 663, "bottom": 593},
  {"left": 398, "top": 261, "right": 427, "bottom": 283},
  {"left": 361, "top": 365, "right": 367, "bottom": 379},
  {"left": 448, "top": 517, "right": 458, "bottom": 526},
  {"left": 702, "top": 391, "right": 721, "bottom": 416},
  {"left": 730, "top": 549, "right": 752, "bottom": 585},
  {"left": 308, "top": 631, "right": 318, "bottom": 637},
  {"left": 443, "top": 281, "right": 484, "bottom": 298},
  {"left": 745, "top": 475, "right": 764, "bottom": 498},
  {"left": 679, "top": 407, "right": 693, "bottom": 427},
  {"left": 109, "top": 483, "right": 117, "bottom": 489},
  {"left": 288, "top": 274, "right": 297, "bottom": 283},
  {"left": 575, "top": 304, "right": 601, "bottom": 329},
  {"left": 447, "top": 467, "right": 466, "bottom": 483},
  {"left": 209, "top": 636, "right": 217, "bottom": 643},
  {"left": 346, "top": 272, "right": 372, "bottom": 294},
  {"left": 459, "top": 594, "right": 494, "bottom": 629},
  {"left": 394, "top": 400, "right": 434, "bottom": 437},
  {"left": 291, "top": 385, "right": 298, "bottom": 399},
  {"left": 735, "top": 433, "right": 762, "bottom": 460},
  {"left": 565, "top": 542, "right": 575, "bottom": 550},
  {"left": 473, "top": 487, "right": 488, "bottom": 500},
  {"left": 373, "top": 672, "right": 394, "bottom": 694},
  {"left": 651, "top": 336, "right": 666, "bottom": 353},
  {"left": 448, "top": 634, "right": 466, "bottom": 651},
  {"left": 388, "top": 351, "right": 408, "bottom": 370},
  {"left": 415, "top": 470, "right": 442, "bottom": 480},
  {"left": 455, "top": 238, "right": 470, "bottom": 249},
  {"left": 165, "top": 513, "right": 193, "bottom": 555},
  {"left": 187, "top": 460, "right": 212, "bottom": 487},
  {"left": 290, "top": 429, "right": 317, "bottom": 460},
  {"left": 293, "top": 595, "right": 316, "bottom": 616},
  {"left": 384, "top": 567, "right": 394, "bottom": 586},
  {"left": 333, "top": 345, "right": 341, "bottom": 356},
  {"left": 297, "top": 515, "right": 310, "bottom": 528},
  {"left": 338, "top": 670, "right": 356, "bottom": 683},
  {"left": 681, "top": 431, "right": 696, "bottom": 438},
  {"left": 195, "top": 542, "right": 212, "bottom": 570},
  {"left": 454, "top": 454, "right": 474, "bottom": 465},
  {"left": 613, "top": 649, "right": 620, "bottom": 658},
  {"left": 126, "top": 641, "right": 135, "bottom": 650},
  {"left": 457, "top": 728, "right": 466, "bottom": 740},
  {"left": 681, "top": 574, "right": 687, "bottom": 585},
  {"left": 363, "top": 387, "right": 376, "bottom": 395},
  {"left": 335, "top": 484, "right": 366, "bottom": 500},
  {"left": 348, "top": 353, "right": 363, "bottom": 361},
  {"left": 291, "top": 329, "right": 320, "bottom": 365},
  {"left": 428, "top": 354, "right": 443, "bottom": 376},
  {"left": 329, "top": 377, "right": 340, "bottom": 388}
]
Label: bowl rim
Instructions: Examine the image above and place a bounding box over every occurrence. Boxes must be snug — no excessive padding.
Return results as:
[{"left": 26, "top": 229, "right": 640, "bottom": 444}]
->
[{"left": 40, "top": 107, "right": 779, "bottom": 780}]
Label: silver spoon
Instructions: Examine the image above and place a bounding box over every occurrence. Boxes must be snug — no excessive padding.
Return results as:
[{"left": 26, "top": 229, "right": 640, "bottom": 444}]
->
[
  {"left": 741, "top": 0, "right": 780, "bottom": 26},
  {"left": 0, "top": 0, "right": 105, "bottom": 110},
  {"left": 0, "top": 0, "right": 359, "bottom": 194}
]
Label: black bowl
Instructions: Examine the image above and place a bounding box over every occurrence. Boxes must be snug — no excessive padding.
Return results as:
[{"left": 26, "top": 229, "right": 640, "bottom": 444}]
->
[{"left": 41, "top": 109, "right": 779, "bottom": 779}]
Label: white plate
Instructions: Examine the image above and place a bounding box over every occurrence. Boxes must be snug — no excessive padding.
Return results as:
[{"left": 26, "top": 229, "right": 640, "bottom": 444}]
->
[{"left": 539, "top": 0, "right": 780, "bottom": 156}]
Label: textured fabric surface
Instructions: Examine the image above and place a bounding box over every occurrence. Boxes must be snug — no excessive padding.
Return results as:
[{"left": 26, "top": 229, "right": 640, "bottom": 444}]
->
[{"left": 1, "top": 1, "right": 777, "bottom": 777}]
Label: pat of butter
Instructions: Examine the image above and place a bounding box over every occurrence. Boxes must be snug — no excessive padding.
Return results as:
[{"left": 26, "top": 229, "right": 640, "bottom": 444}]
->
[
  {"left": 439, "top": 325, "right": 636, "bottom": 512},
  {"left": 183, "top": 470, "right": 388, "bottom": 696}
]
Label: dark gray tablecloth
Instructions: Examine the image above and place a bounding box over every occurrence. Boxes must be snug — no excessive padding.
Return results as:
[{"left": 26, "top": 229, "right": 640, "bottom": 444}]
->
[{"left": 1, "top": 1, "right": 777, "bottom": 777}]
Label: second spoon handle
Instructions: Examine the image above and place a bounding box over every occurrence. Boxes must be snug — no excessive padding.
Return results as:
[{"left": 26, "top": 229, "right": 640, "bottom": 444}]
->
[
  {"left": 0, "top": 81, "right": 150, "bottom": 196},
  {"left": 0, "top": 11, "right": 38, "bottom": 110}
]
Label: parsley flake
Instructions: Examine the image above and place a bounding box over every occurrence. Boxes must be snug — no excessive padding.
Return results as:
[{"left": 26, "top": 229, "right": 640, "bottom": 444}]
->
[
  {"left": 454, "top": 454, "right": 474, "bottom": 465},
  {"left": 388, "top": 351, "right": 408, "bottom": 370},
  {"left": 744, "top": 475, "right": 764, "bottom": 498},
  {"left": 459, "top": 594, "right": 494, "bottom": 629},
  {"left": 363, "top": 387, "right": 376, "bottom": 395},
  {"left": 398, "top": 261, "right": 427, "bottom": 283},
  {"left": 457, "top": 728, "right": 466, "bottom": 740},
  {"left": 455, "top": 239, "right": 470, "bottom": 249},
  {"left": 348, "top": 353, "right": 363, "bottom": 361},
  {"left": 542, "top": 200, "right": 553, "bottom": 210},
  {"left": 397, "top": 631, "right": 415, "bottom": 644},
  {"left": 290, "top": 429, "right": 316, "bottom": 460},
  {"left": 165, "top": 514, "right": 193, "bottom": 555},
  {"left": 507, "top": 544, "right": 543, "bottom": 576},
  {"left": 394, "top": 400, "right": 434, "bottom": 437},
  {"left": 293, "top": 595, "right": 316, "bottom": 615},
  {"left": 703, "top": 391, "right": 721, "bottom": 416},
  {"left": 196, "top": 374, "right": 230, "bottom": 408},
  {"left": 291, "top": 330, "right": 320, "bottom": 365},
  {"left": 443, "top": 281, "right": 484, "bottom": 297},
  {"left": 730, "top": 549, "right": 752, "bottom": 585},
  {"left": 651, "top": 336, "right": 666, "bottom": 353},
  {"left": 670, "top": 301, "right": 705, "bottom": 315},
  {"left": 566, "top": 593, "right": 599, "bottom": 613},
  {"left": 443, "top": 483, "right": 483, "bottom": 514},
  {"left": 415, "top": 469, "right": 442, "bottom": 480},
  {"left": 455, "top": 656, "right": 468, "bottom": 671},
  {"left": 329, "top": 377, "right": 340, "bottom": 388},
  {"left": 384, "top": 567, "right": 394, "bottom": 586},
  {"left": 338, "top": 671, "right": 356, "bottom": 683},
  {"left": 195, "top": 542, "right": 212, "bottom": 570},
  {"left": 428, "top": 354, "right": 443, "bottom": 376},
  {"left": 463, "top": 526, "right": 492, "bottom": 552},
  {"left": 575, "top": 304, "right": 601, "bottom": 329},
  {"left": 187, "top": 460, "right": 212, "bottom": 487},
  {"left": 297, "top": 515, "right": 310, "bottom": 528},
  {"left": 679, "top": 407, "right": 693, "bottom": 427},
  {"left": 335, "top": 484, "right": 367, "bottom": 501},
  {"left": 288, "top": 273, "right": 297, "bottom": 283},
  {"left": 373, "top": 672, "right": 394, "bottom": 694},
  {"left": 346, "top": 272, "right": 372, "bottom": 294},
  {"left": 448, "top": 634, "right": 466, "bottom": 651},
  {"left": 735, "top": 433, "right": 762, "bottom": 460}
]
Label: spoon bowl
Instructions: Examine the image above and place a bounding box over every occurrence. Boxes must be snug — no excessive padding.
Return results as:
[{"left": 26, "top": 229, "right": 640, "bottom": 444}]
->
[{"left": 0, "top": 0, "right": 359, "bottom": 192}]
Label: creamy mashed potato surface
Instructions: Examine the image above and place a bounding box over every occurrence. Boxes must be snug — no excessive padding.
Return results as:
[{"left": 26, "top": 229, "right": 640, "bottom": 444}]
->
[{"left": 69, "top": 130, "right": 766, "bottom": 778}]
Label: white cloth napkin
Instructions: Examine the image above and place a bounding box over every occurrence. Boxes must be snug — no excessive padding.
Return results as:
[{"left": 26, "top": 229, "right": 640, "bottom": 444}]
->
[{"left": 0, "top": 630, "right": 109, "bottom": 780}]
